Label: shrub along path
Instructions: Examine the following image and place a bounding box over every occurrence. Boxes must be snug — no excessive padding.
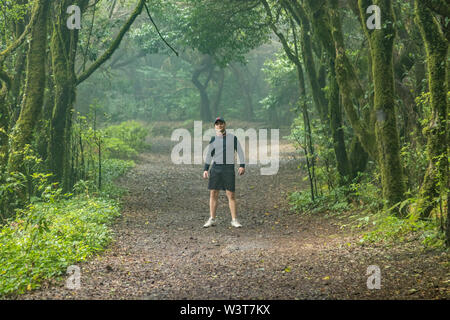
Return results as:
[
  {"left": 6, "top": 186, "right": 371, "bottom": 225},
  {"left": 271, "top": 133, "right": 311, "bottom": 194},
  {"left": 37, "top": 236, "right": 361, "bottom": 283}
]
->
[{"left": 18, "top": 136, "right": 449, "bottom": 299}]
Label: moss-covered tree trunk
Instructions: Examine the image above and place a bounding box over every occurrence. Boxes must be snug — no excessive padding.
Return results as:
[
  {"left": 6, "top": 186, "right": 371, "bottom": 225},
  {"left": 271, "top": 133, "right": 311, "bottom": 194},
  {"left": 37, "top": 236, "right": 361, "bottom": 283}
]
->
[
  {"left": 1, "top": 100, "right": 10, "bottom": 172},
  {"left": 48, "top": 0, "right": 88, "bottom": 191},
  {"left": 328, "top": 0, "right": 377, "bottom": 168},
  {"left": 328, "top": 58, "right": 350, "bottom": 181},
  {"left": 292, "top": 28, "right": 318, "bottom": 201},
  {"left": 48, "top": 0, "right": 72, "bottom": 188},
  {"left": 0, "top": 0, "right": 28, "bottom": 169},
  {"left": 0, "top": 80, "right": 9, "bottom": 168},
  {"left": 35, "top": 49, "right": 54, "bottom": 163},
  {"left": 283, "top": 0, "right": 353, "bottom": 182},
  {"left": 359, "top": 0, "right": 405, "bottom": 211},
  {"left": 7, "top": 0, "right": 49, "bottom": 175},
  {"left": 414, "top": 0, "right": 448, "bottom": 219},
  {"left": 9, "top": 1, "right": 28, "bottom": 129},
  {"left": 261, "top": 0, "right": 318, "bottom": 199},
  {"left": 308, "top": 2, "right": 351, "bottom": 181},
  {"left": 308, "top": 0, "right": 366, "bottom": 181},
  {"left": 294, "top": 6, "right": 328, "bottom": 122},
  {"left": 447, "top": 189, "right": 450, "bottom": 246},
  {"left": 280, "top": 0, "right": 327, "bottom": 122}
]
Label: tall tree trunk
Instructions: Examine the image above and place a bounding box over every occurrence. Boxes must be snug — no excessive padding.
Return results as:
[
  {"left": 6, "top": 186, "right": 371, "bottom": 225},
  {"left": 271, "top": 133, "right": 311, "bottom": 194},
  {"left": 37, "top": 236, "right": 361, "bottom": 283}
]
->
[
  {"left": 9, "top": 1, "right": 28, "bottom": 128},
  {"left": 192, "top": 78, "right": 212, "bottom": 121},
  {"left": 414, "top": 0, "right": 448, "bottom": 218},
  {"left": 328, "top": 57, "right": 350, "bottom": 181},
  {"left": 192, "top": 56, "right": 213, "bottom": 121},
  {"left": 261, "top": 0, "right": 318, "bottom": 199},
  {"left": 359, "top": 0, "right": 405, "bottom": 212},
  {"left": 447, "top": 190, "right": 450, "bottom": 246},
  {"left": 212, "top": 68, "right": 224, "bottom": 117},
  {"left": 297, "top": 65, "right": 317, "bottom": 201},
  {"left": 48, "top": 0, "right": 71, "bottom": 186},
  {"left": 328, "top": 0, "right": 377, "bottom": 171},
  {"left": 295, "top": 8, "right": 327, "bottom": 122},
  {"left": 7, "top": 0, "right": 49, "bottom": 175},
  {"left": 0, "top": 75, "right": 9, "bottom": 168},
  {"left": 301, "top": 0, "right": 353, "bottom": 181},
  {"left": 5, "top": 0, "right": 49, "bottom": 217},
  {"left": 284, "top": 1, "right": 355, "bottom": 182},
  {"left": 48, "top": 0, "right": 87, "bottom": 191},
  {"left": 0, "top": 0, "right": 28, "bottom": 169},
  {"left": 35, "top": 48, "right": 54, "bottom": 164}
]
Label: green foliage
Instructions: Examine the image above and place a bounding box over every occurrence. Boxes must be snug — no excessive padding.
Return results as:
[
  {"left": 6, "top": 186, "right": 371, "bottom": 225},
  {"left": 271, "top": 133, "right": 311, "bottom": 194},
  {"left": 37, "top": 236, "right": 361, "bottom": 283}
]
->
[
  {"left": 288, "top": 187, "right": 351, "bottom": 215},
  {"left": 102, "top": 120, "right": 148, "bottom": 159},
  {"left": 71, "top": 107, "right": 144, "bottom": 190},
  {"left": 73, "top": 158, "right": 135, "bottom": 198},
  {"left": 103, "top": 136, "right": 138, "bottom": 159},
  {"left": 72, "top": 179, "right": 98, "bottom": 195},
  {"left": 348, "top": 172, "right": 385, "bottom": 212},
  {"left": 0, "top": 171, "right": 26, "bottom": 219},
  {"left": 358, "top": 206, "right": 445, "bottom": 249},
  {"left": 400, "top": 141, "right": 428, "bottom": 191},
  {"left": 99, "top": 158, "right": 135, "bottom": 198},
  {"left": 415, "top": 92, "right": 432, "bottom": 127},
  {"left": 289, "top": 166, "right": 446, "bottom": 249},
  {"left": 287, "top": 114, "right": 340, "bottom": 200},
  {"left": 288, "top": 170, "right": 384, "bottom": 215},
  {"left": 0, "top": 1, "right": 30, "bottom": 43},
  {"left": 101, "top": 158, "right": 135, "bottom": 184},
  {"left": 0, "top": 195, "right": 120, "bottom": 296},
  {"left": 0, "top": 111, "right": 137, "bottom": 296},
  {"left": 76, "top": 0, "right": 276, "bottom": 123},
  {"left": 0, "top": 144, "right": 51, "bottom": 220},
  {"left": 311, "top": 118, "right": 340, "bottom": 191},
  {"left": 181, "top": 0, "right": 270, "bottom": 66},
  {"left": 260, "top": 52, "right": 298, "bottom": 126}
]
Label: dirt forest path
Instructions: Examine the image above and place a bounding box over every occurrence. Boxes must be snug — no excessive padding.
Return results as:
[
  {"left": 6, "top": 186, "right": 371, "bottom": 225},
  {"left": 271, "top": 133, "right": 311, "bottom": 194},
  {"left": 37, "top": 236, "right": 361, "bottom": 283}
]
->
[{"left": 20, "top": 136, "right": 449, "bottom": 300}]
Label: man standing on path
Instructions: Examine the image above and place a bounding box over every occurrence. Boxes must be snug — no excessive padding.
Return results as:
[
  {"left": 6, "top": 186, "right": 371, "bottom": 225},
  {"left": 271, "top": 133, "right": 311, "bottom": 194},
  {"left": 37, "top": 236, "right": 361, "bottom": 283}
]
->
[{"left": 202, "top": 117, "right": 245, "bottom": 228}]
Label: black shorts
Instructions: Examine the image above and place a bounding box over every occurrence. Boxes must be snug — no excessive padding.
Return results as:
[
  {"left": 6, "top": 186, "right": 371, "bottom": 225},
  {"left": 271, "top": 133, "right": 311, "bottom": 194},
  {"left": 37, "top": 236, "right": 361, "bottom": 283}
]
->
[{"left": 208, "top": 164, "right": 236, "bottom": 192}]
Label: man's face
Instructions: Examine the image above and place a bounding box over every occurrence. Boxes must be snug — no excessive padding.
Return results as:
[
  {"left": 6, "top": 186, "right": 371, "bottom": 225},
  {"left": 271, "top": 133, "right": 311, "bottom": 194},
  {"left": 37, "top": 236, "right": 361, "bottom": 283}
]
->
[{"left": 215, "top": 121, "right": 226, "bottom": 132}]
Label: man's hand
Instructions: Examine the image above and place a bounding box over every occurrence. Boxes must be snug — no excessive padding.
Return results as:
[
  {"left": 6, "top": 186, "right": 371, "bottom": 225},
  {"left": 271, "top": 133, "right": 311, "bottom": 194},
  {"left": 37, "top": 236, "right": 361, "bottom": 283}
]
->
[
  {"left": 203, "top": 170, "right": 209, "bottom": 179},
  {"left": 238, "top": 167, "right": 245, "bottom": 176}
]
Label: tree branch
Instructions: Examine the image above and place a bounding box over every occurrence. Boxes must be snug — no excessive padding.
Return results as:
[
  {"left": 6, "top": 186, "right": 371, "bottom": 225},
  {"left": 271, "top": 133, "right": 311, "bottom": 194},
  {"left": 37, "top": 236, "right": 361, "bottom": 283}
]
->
[
  {"left": 261, "top": 0, "right": 300, "bottom": 66},
  {"left": 76, "top": 0, "right": 146, "bottom": 85},
  {"left": 0, "top": 0, "right": 39, "bottom": 65}
]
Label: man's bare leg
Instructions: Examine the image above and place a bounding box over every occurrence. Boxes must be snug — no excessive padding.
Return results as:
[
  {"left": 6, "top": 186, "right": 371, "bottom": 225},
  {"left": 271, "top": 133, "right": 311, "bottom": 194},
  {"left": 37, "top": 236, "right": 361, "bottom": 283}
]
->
[
  {"left": 210, "top": 190, "right": 219, "bottom": 218},
  {"left": 226, "top": 190, "right": 237, "bottom": 220}
]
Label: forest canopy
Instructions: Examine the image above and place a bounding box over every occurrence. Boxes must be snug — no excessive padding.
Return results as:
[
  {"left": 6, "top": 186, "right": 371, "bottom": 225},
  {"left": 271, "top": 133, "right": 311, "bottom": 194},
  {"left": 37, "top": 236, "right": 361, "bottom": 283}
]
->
[{"left": 0, "top": 0, "right": 448, "bottom": 297}]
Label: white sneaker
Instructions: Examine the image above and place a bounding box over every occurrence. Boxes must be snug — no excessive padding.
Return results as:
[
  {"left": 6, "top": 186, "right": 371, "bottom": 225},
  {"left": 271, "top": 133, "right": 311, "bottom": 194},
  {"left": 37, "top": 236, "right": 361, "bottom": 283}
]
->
[
  {"left": 203, "top": 217, "right": 216, "bottom": 228},
  {"left": 231, "top": 219, "right": 242, "bottom": 228}
]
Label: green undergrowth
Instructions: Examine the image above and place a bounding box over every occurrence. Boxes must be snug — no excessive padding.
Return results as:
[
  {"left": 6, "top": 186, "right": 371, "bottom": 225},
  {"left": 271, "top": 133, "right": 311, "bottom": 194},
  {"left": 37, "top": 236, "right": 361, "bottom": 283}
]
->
[
  {"left": 0, "top": 158, "right": 135, "bottom": 297},
  {"left": 79, "top": 158, "right": 135, "bottom": 199},
  {"left": 103, "top": 120, "right": 150, "bottom": 159},
  {"left": 0, "top": 196, "right": 120, "bottom": 296},
  {"left": 288, "top": 177, "right": 447, "bottom": 249},
  {"left": 355, "top": 208, "right": 445, "bottom": 249}
]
